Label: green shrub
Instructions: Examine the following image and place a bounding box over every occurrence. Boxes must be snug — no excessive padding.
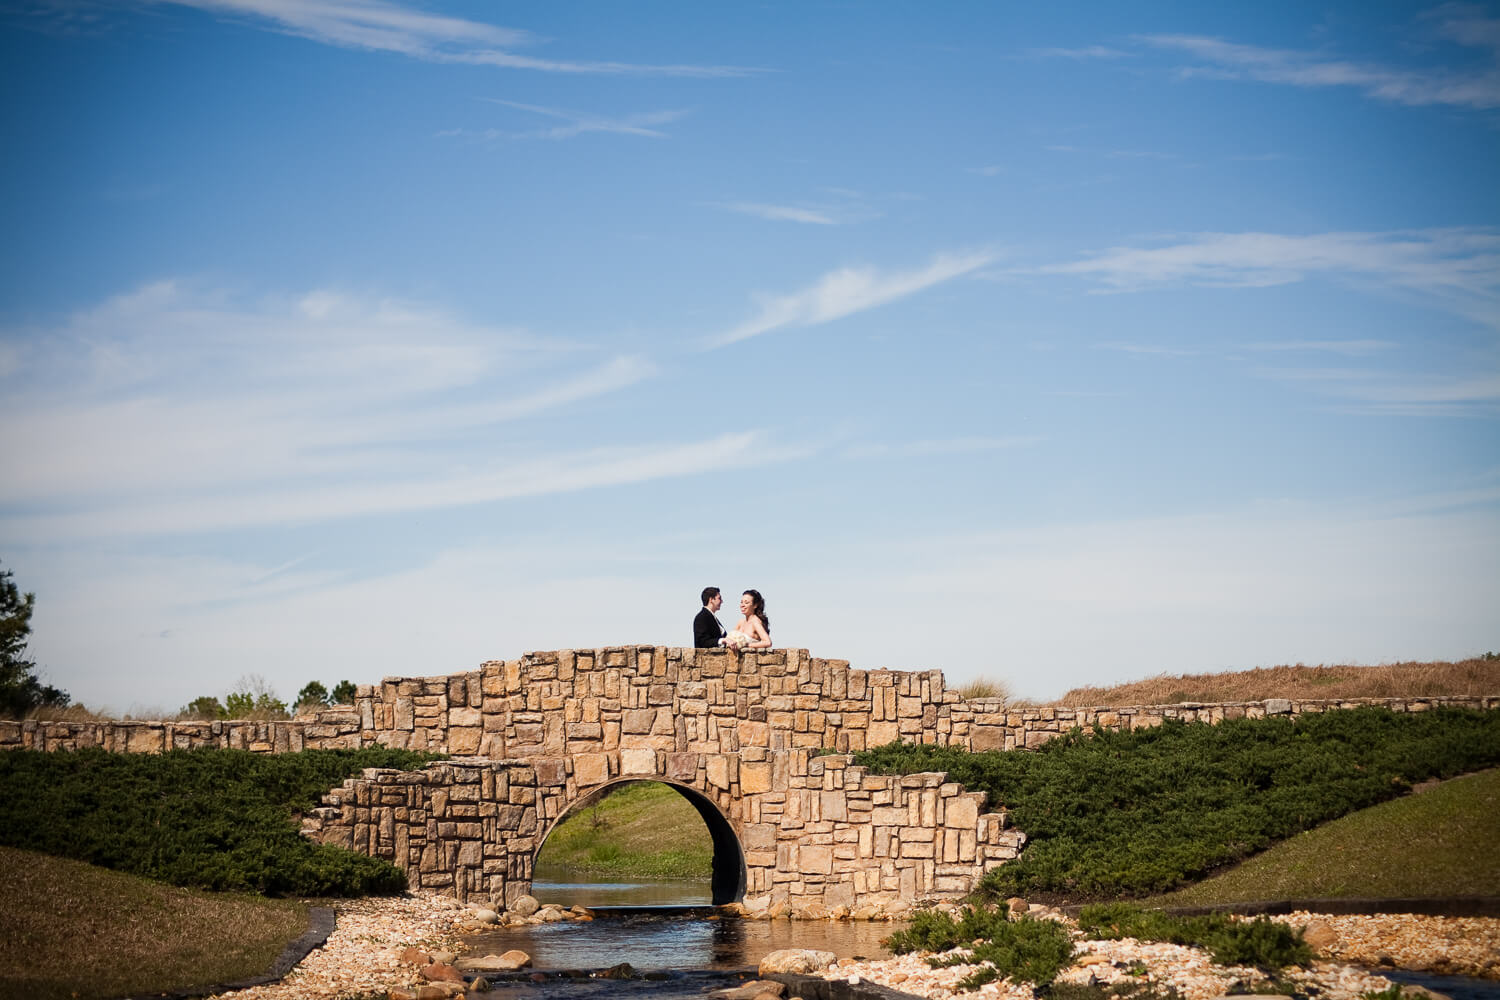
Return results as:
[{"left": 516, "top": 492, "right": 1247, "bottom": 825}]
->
[
  {"left": 0, "top": 747, "right": 440, "bottom": 896},
  {"left": 1078, "top": 903, "right": 1313, "bottom": 971},
  {"left": 854, "top": 707, "right": 1500, "bottom": 900},
  {"left": 885, "top": 906, "right": 1075, "bottom": 988}
]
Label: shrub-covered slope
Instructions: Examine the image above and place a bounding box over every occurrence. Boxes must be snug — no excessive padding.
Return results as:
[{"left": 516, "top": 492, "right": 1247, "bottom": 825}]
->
[
  {"left": 855, "top": 707, "right": 1500, "bottom": 901},
  {"left": 0, "top": 747, "right": 439, "bottom": 895}
]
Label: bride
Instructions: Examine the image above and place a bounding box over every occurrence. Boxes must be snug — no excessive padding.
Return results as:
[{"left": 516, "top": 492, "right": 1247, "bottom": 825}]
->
[{"left": 722, "top": 589, "right": 771, "bottom": 650}]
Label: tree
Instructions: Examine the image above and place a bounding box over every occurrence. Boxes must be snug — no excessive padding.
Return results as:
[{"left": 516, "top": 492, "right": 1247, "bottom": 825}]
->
[
  {"left": 0, "top": 560, "right": 68, "bottom": 718},
  {"left": 181, "top": 695, "right": 226, "bottom": 720},
  {"left": 331, "top": 680, "right": 357, "bottom": 705},
  {"left": 223, "top": 674, "right": 287, "bottom": 720},
  {"left": 295, "top": 680, "right": 330, "bottom": 713}
]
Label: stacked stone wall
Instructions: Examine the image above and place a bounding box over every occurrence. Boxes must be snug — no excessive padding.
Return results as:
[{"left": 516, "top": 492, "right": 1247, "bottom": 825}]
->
[
  {"left": 3, "top": 644, "right": 1493, "bottom": 757},
  {"left": 4, "top": 645, "right": 1494, "bottom": 909},
  {"left": 297, "top": 746, "right": 1023, "bottom": 910}
]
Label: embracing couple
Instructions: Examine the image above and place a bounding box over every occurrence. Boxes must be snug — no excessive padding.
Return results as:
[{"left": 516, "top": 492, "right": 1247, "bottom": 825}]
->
[{"left": 693, "top": 586, "right": 771, "bottom": 651}]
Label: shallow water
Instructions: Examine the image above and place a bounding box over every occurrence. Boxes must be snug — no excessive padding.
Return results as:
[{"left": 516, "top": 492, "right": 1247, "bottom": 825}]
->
[
  {"left": 1379, "top": 968, "right": 1500, "bottom": 1000},
  {"left": 466, "top": 907, "right": 898, "bottom": 973}
]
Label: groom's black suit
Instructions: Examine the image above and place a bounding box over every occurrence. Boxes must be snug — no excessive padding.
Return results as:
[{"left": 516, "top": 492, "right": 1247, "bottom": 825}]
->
[{"left": 694, "top": 607, "right": 725, "bottom": 649}]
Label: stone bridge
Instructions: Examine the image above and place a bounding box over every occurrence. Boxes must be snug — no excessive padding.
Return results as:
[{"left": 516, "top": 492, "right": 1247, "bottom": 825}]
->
[
  {"left": 6, "top": 645, "right": 1492, "bottom": 913},
  {"left": 299, "top": 646, "right": 1026, "bottom": 912}
]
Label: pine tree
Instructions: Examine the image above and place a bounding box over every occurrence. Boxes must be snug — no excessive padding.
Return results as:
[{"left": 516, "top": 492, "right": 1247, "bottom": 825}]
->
[{"left": 0, "top": 560, "right": 69, "bottom": 718}]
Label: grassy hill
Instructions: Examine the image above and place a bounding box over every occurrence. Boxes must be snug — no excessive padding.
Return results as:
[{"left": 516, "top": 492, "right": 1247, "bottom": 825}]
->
[
  {"left": 1151, "top": 767, "right": 1500, "bottom": 904},
  {"left": 0, "top": 846, "right": 307, "bottom": 1000},
  {"left": 536, "top": 780, "right": 714, "bottom": 879}
]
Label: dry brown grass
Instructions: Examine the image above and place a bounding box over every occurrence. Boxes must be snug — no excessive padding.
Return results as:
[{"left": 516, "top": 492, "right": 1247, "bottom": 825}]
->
[
  {"left": 0, "top": 846, "right": 308, "bottom": 1000},
  {"left": 1052, "top": 656, "right": 1500, "bottom": 707},
  {"left": 953, "top": 676, "right": 1014, "bottom": 701}
]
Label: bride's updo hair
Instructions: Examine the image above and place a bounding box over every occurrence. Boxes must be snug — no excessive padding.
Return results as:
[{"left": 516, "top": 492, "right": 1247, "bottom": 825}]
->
[{"left": 743, "top": 589, "right": 769, "bottom": 633}]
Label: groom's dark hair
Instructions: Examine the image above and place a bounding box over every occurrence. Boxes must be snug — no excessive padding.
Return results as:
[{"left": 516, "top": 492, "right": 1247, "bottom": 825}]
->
[{"left": 701, "top": 586, "right": 720, "bottom": 605}]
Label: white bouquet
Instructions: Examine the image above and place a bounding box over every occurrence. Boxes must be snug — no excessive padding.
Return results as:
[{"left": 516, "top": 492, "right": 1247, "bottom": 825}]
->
[{"left": 724, "top": 629, "right": 754, "bottom": 650}]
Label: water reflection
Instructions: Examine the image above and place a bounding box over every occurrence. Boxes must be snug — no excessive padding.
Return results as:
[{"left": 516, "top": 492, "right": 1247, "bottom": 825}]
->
[
  {"left": 470, "top": 898, "right": 898, "bottom": 973},
  {"left": 533, "top": 872, "right": 711, "bottom": 907}
]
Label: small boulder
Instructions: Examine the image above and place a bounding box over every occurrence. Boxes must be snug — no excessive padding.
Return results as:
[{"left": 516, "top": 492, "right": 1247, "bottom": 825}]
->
[
  {"left": 471, "top": 908, "right": 500, "bottom": 924},
  {"left": 1007, "top": 897, "right": 1028, "bottom": 917},
  {"left": 1301, "top": 921, "right": 1338, "bottom": 952},
  {"left": 388, "top": 989, "right": 417, "bottom": 1000},
  {"left": 457, "top": 950, "right": 532, "bottom": 972},
  {"left": 415, "top": 986, "right": 463, "bottom": 1000},
  {"left": 509, "top": 894, "right": 540, "bottom": 917},
  {"left": 470, "top": 976, "right": 489, "bottom": 993},
  {"left": 794, "top": 902, "right": 829, "bottom": 921},
  {"left": 710, "top": 980, "right": 788, "bottom": 1000},
  {"left": 758, "top": 949, "right": 838, "bottom": 975},
  {"left": 596, "top": 962, "right": 636, "bottom": 979},
  {"left": 418, "top": 963, "right": 464, "bottom": 984},
  {"left": 430, "top": 950, "right": 456, "bottom": 965},
  {"left": 399, "top": 947, "right": 432, "bottom": 966}
]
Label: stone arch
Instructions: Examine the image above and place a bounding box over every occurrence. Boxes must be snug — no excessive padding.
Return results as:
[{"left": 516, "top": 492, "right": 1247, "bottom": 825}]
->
[{"left": 538, "top": 777, "right": 746, "bottom": 905}]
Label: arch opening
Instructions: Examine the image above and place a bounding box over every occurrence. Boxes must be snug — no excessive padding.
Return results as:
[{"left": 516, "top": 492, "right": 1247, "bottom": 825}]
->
[{"left": 536, "top": 779, "right": 746, "bottom": 905}]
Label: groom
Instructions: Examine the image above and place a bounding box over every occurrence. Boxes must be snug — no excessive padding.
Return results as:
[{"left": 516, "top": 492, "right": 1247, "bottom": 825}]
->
[{"left": 694, "top": 586, "right": 727, "bottom": 648}]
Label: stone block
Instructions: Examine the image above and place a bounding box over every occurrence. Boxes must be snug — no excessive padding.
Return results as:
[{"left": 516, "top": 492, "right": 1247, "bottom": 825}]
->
[
  {"left": 621, "top": 709, "right": 656, "bottom": 734},
  {"left": 706, "top": 755, "right": 731, "bottom": 790},
  {"left": 573, "top": 753, "right": 610, "bottom": 787},
  {"left": 740, "top": 761, "right": 773, "bottom": 793},
  {"left": 666, "top": 752, "right": 698, "bottom": 782},
  {"left": 799, "top": 845, "right": 832, "bottom": 874},
  {"left": 945, "top": 795, "right": 979, "bottom": 828},
  {"left": 448, "top": 728, "right": 481, "bottom": 755},
  {"left": 620, "top": 748, "right": 657, "bottom": 775}
]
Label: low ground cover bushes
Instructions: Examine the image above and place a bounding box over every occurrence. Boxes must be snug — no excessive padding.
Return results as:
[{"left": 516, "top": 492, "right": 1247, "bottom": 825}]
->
[
  {"left": 885, "top": 906, "right": 1076, "bottom": 989},
  {"left": 1077, "top": 903, "right": 1313, "bottom": 971},
  {"left": 855, "top": 706, "right": 1500, "bottom": 901},
  {"left": 0, "top": 746, "right": 439, "bottom": 895}
]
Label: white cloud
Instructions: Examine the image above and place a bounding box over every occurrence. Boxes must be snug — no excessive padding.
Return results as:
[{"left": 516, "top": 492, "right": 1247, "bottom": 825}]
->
[
  {"left": 151, "top": 0, "right": 756, "bottom": 76},
  {"left": 1140, "top": 31, "right": 1500, "bottom": 110},
  {"left": 710, "top": 250, "right": 996, "bottom": 348}
]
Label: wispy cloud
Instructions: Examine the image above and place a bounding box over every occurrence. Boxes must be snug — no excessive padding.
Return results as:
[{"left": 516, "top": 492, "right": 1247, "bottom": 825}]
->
[
  {"left": 1031, "top": 228, "right": 1500, "bottom": 327},
  {"left": 1262, "top": 368, "right": 1500, "bottom": 416},
  {"left": 1033, "top": 45, "right": 1129, "bottom": 60},
  {"left": 1096, "top": 342, "right": 1198, "bottom": 357},
  {"left": 1139, "top": 29, "right": 1500, "bottom": 110},
  {"left": 149, "top": 0, "right": 757, "bottom": 76},
  {"left": 842, "top": 436, "right": 1041, "bottom": 460},
  {"left": 0, "top": 283, "right": 677, "bottom": 525},
  {"left": 710, "top": 250, "right": 996, "bottom": 348},
  {"left": 720, "top": 202, "right": 838, "bottom": 225},
  {"left": 2, "top": 430, "right": 815, "bottom": 541},
  {"left": 1244, "top": 339, "right": 1394, "bottom": 356},
  {"left": 476, "top": 99, "right": 688, "bottom": 139}
]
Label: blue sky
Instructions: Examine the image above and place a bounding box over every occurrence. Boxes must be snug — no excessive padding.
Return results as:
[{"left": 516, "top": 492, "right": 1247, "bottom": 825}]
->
[{"left": 2, "top": 1, "right": 1497, "bottom": 712}]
